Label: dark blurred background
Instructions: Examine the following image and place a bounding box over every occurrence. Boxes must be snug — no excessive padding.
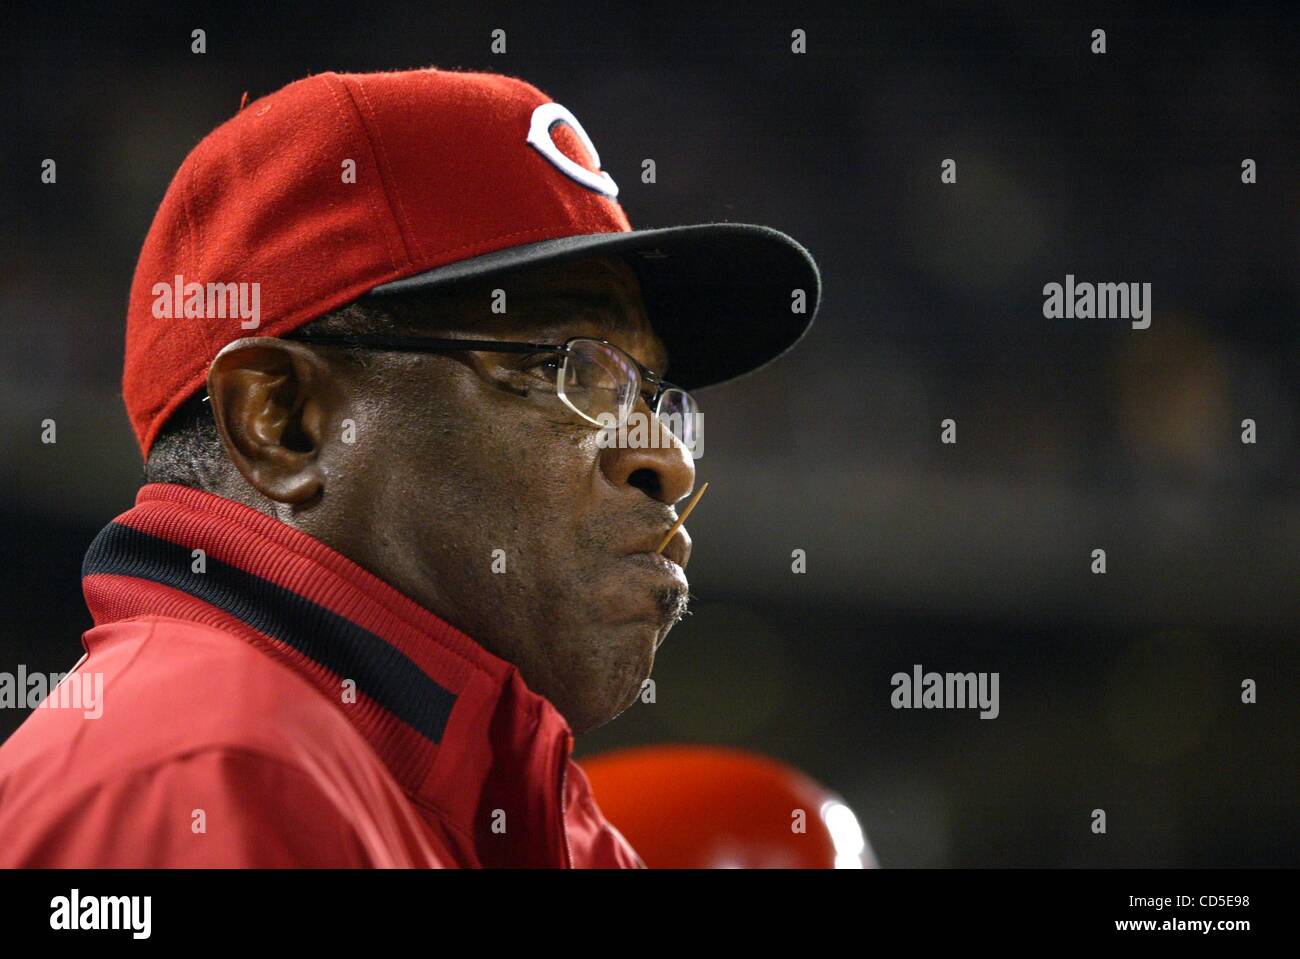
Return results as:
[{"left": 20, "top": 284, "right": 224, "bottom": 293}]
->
[{"left": 3, "top": 3, "right": 1296, "bottom": 866}]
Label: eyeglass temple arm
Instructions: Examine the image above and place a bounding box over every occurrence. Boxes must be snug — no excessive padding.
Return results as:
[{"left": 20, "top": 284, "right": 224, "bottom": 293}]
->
[
  {"left": 287, "top": 332, "right": 681, "bottom": 404},
  {"left": 282, "top": 333, "right": 567, "bottom": 355}
]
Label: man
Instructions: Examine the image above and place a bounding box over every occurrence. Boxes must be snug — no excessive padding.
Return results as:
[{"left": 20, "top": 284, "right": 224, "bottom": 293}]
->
[{"left": 0, "top": 68, "right": 819, "bottom": 867}]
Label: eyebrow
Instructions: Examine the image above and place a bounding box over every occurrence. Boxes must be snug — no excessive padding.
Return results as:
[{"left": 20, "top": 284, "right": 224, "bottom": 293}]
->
[
  {"left": 510, "top": 291, "right": 632, "bottom": 332},
  {"left": 394, "top": 284, "right": 671, "bottom": 375},
  {"left": 501, "top": 291, "right": 670, "bottom": 375}
]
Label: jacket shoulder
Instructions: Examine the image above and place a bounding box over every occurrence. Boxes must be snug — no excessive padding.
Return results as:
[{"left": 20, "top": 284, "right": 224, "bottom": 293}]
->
[
  {"left": 0, "top": 616, "right": 455, "bottom": 867},
  {"left": 0, "top": 741, "right": 446, "bottom": 867},
  {"left": 2, "top": 615, "right": 366, "bottom": 779}
]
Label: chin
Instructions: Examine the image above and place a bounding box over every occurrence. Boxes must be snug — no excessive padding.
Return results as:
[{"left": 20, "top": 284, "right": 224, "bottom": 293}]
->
[
  {"left": 580, "top": 631, "right": 658, "bottom": 733},
  {"left": 596, "top": 675, "right": 652, "bottom": 731},
  {"left": 591, "top": 564, "right": 690, "bottom": 633}
]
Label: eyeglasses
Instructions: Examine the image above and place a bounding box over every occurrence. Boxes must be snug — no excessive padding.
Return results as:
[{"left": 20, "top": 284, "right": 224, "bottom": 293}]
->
[{"left": 284, "top": 333, "right": 701, "bottom": 453}]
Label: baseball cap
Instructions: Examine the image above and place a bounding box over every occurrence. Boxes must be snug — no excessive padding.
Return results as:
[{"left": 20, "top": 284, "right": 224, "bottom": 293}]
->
[{"left": 124, "top": 67, "right": 820, "bottom": 458}]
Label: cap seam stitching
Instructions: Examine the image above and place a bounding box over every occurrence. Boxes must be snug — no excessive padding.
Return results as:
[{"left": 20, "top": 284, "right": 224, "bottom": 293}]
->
[
  {"left": 337, "top": 76, "right": 424, "bottom": 264},
  {"left": 318, "top": 75, "right": 403, "bottom": 274},
  {"left": 181, "top": 149, "right": 204, "bottom": 275}
]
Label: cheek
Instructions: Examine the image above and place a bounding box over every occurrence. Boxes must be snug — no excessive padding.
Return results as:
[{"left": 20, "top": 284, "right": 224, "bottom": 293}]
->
[
  {"left": 476, "top": 422, "right": 618, "bottom": 602},
  {"left": 498, "top": 429, "right": 602, "bottom": 565},
  {"left": 476, "top": 386, "right": 604, "bottom": 491},
  {"left": 364, "top": 374, "right": 605, "bottom": 569}
]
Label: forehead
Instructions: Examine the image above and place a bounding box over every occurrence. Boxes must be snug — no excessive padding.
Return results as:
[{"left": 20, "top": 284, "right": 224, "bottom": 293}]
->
[{"left": 423, "top": 255, "right": 669, "bottom": 374}]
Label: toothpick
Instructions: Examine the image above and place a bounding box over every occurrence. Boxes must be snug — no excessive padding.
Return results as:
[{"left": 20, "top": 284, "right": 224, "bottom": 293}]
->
[{"left": 655, "top": 482, "right": 710, "bottom": 555}]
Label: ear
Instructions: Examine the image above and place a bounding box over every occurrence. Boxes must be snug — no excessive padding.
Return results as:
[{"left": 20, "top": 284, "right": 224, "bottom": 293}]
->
[{"left": 206, "top": 338, "right": 337, "bottom": 504}]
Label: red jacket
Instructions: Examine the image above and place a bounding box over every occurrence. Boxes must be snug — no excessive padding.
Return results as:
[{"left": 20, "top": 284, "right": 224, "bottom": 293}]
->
[{"left": 0, "top": 484, "right": 643, "bottom": 868}]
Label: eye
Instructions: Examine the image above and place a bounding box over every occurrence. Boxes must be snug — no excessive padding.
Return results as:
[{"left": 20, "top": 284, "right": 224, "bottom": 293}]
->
[{"left": 519, "top": 354, "right": 562, "bottom": 382}]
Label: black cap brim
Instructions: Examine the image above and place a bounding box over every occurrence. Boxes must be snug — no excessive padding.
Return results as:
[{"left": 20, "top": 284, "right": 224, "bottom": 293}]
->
[{"left": 364, "top": 223, "right": 819, "bottom": 390}]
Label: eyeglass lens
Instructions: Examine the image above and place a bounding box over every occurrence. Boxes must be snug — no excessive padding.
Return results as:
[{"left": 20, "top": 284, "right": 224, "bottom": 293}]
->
[{"left": 558, "top": 339, "right": 698, "bottom": 448}]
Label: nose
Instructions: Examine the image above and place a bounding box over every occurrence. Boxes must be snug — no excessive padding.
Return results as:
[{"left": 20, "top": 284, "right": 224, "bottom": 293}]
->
[{"left": 598, "top": 407, "right": 696, "bottom": 507}]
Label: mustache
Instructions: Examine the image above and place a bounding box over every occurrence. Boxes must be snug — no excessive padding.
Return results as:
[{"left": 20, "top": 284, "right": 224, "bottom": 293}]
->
[{"left": 577, "top": 501, "right": 684, "bottom": 554}]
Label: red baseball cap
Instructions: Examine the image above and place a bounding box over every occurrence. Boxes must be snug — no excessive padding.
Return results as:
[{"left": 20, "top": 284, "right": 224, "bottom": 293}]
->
[{"left": 124, "top": 68, "right": 820, "bottom": 458}]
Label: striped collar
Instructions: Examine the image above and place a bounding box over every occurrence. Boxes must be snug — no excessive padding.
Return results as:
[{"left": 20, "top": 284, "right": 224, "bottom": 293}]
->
[{"left": 81, "top": 483, "right": 576, "bottom": 866}]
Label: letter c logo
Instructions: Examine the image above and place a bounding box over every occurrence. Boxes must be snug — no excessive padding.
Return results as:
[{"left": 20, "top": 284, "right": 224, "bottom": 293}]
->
[{"left": 526, "top": 102, "right": 619, "bottom": 199}]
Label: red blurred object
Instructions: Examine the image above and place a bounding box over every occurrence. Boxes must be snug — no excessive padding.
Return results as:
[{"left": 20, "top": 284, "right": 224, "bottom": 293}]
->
[{"left": 580, "top": 745, "right": 875, "bottom": 868}]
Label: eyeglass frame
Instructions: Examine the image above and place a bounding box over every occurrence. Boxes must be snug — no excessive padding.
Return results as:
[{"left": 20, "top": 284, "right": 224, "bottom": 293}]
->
[{"left": 279, "top": 331, "right": 698, "bottom": 435}]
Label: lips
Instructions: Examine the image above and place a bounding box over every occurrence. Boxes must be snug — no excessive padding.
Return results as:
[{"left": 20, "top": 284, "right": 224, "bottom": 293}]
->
[
  {"left": 617, "top": 518, "right": 692, "bottom": 630},
  {"left": 629, "top": 525, "right": 690, "bottom": 570},
  {"left": 623, "top": 550, "right": 689, "bottom": 592}
]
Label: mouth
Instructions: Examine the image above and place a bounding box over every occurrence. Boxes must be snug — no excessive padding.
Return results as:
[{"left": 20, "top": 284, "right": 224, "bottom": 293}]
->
[
  {"left": 623, "top": 550, "right": 689, "bottom": 592},
  {"left": 614, "top": 523, "right": 693, "bottom": 638},
  {"left": 619, "top": 551, "right": 691, "bottom": 641}
]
